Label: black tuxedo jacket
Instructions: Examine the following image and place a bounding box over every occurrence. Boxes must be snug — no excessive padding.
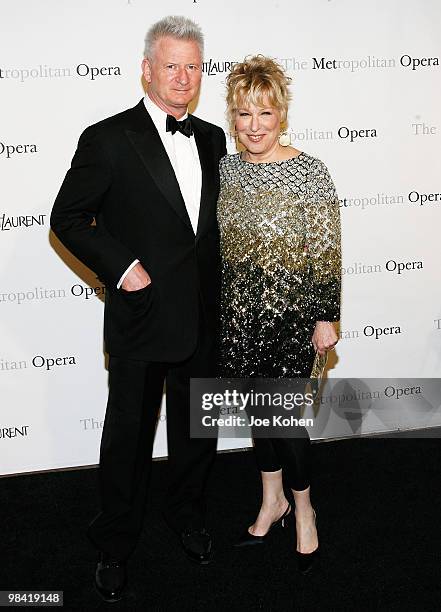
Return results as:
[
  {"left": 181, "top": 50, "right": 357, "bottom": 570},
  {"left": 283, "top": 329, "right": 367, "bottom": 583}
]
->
[{"left": 51, "top": 99, "right": 227, "bottom": 362}]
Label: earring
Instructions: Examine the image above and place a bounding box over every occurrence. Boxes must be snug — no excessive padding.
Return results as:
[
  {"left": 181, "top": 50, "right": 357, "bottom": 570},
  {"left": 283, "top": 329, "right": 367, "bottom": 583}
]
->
[{"left": 278, "top": 130, "right": 291, "bottom": 147}]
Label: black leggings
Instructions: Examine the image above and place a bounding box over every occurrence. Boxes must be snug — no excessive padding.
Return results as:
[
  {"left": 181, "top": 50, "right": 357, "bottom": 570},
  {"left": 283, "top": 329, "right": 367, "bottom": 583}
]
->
[
  {"left": 249, "top": 370, "right": 313, "bottom": 491},
  {"left": 253, "top": 431, "right": 311, "bottom": 491}
]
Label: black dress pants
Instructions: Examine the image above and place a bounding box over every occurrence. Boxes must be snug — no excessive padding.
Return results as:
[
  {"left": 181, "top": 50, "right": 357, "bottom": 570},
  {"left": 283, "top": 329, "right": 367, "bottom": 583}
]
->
[{"left": 87, "top": 321, "right": 217, "bottom": 561}]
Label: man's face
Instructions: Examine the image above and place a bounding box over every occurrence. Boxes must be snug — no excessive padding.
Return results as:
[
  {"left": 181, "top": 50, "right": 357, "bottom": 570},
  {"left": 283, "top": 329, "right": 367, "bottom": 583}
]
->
[{"left": 143, "top": 36, "right": 202, "bottom": 118}]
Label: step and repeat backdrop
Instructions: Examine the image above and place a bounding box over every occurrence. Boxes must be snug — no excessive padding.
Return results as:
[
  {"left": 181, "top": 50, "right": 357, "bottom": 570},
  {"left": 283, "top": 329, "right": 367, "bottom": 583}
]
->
[{"left": 1, "top": 0, "right": 440, "bottom": 475}]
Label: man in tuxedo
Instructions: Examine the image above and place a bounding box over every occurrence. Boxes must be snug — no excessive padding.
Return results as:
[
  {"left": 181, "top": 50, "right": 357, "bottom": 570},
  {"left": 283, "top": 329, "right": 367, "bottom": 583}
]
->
[{"left": 51, "top": 16, "right": 226, "bottom": 602}]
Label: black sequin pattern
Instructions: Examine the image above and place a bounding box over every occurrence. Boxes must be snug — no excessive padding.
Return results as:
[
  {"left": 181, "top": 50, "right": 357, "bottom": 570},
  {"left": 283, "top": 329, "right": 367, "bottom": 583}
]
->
[{"left": 218, "top": 152, "right": 341, "bottom": 378}]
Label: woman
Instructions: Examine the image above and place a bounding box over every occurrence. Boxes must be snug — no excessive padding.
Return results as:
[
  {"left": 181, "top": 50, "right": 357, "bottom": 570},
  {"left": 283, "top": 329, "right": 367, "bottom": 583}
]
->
[{"left": 218, "top": 55, "right": 341, "bottom": 573}]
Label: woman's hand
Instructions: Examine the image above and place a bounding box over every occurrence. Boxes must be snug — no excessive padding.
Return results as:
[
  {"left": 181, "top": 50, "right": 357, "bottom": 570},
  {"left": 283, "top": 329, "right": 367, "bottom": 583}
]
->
[{"left": 312, "top": 321, "right": 338, "bottom": 356}]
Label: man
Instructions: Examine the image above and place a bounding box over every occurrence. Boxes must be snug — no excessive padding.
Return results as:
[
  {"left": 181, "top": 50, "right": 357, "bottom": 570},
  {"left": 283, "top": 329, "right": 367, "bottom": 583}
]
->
[{"left": 51, "top": 16, "right": 226, "bottom": 602}]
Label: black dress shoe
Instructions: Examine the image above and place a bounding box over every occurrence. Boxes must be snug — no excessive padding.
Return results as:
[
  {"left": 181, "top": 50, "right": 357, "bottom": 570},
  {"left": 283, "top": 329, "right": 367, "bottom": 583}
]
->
[
  {"left": 296, "top": 509, "right": 319, "bottom": 575},
  {"left": 234, "top": 503, "right": 291, "bottom": 547},
  {"left": 296, "top": 547, "right": 320, "bottom": 575},
  {"left": 94, "top": 552, "right": 127, "bottom": 603},
  {"left": 180, "top": 528, "right": 212, "bottom": 565}
]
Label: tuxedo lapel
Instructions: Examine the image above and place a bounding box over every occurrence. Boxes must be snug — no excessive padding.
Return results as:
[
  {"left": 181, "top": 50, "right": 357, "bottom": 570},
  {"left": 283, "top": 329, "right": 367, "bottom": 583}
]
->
[
  {"left": 125, "top": 103, "right": 192, "bottom": 230},
  {"left": 192, "top": 117, "right": 216, "bottom": 241}
]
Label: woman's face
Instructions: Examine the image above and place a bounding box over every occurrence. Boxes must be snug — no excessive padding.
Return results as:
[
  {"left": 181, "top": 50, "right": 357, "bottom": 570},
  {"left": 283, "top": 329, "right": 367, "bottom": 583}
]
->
[{"left": 234, "top": 96, "right": 282, "bottom": 156}]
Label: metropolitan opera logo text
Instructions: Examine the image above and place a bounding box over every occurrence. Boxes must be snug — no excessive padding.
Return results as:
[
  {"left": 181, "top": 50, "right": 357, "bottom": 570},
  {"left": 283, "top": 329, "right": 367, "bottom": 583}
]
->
[
  {"left": 0, "top": 355, "right": 77, "bottom": 372},
  {"left": 0, "top": 141, "right": 37, "bottom": 158},
  {"left": 342, "top": 259, "right": 424, "bottom": 276},
  {"left": 0, "top": 283, "right": 105, "bottom": 306},
  {"left": 339, "top": 190, "right": 441, "bottom": 211},
  {"left": 0, "top": 63, "right": 121, "bottom": 82},
  {"left": 339, "top": 324, "right": 403, "bottom": 341},
  {"left": 278, "top": 53, "right": 440, "bottom": 73}
]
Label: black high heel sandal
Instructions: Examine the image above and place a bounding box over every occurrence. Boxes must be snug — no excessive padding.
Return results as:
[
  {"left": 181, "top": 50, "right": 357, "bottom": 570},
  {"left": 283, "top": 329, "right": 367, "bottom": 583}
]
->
[
  {"left": 233, "top": 502, "right": 291, "bottom": 547},
  {"left": 296, "top": 509, "right": 319, "bottom": 574}
]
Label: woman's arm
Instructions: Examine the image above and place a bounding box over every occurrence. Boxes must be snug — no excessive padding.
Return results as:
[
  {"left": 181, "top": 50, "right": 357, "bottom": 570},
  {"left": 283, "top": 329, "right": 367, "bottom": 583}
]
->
[{"left": 304, "top": 158, "right": 342, "bottom": 354}]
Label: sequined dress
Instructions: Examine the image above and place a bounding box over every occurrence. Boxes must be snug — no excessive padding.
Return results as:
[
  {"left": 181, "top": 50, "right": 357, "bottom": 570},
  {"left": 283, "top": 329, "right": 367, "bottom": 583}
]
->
[{"left": 218, "top": 152, "right": 341, "bottom": 378}]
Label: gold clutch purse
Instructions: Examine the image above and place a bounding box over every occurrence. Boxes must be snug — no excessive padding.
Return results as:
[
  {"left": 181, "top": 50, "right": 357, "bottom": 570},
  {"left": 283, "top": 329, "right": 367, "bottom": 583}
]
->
[
  {"left": 310, "top": 350, "right": 328, "bottom": 379},
  {"left": 302, "top": 351, "right": 328, "bottom": 415}
]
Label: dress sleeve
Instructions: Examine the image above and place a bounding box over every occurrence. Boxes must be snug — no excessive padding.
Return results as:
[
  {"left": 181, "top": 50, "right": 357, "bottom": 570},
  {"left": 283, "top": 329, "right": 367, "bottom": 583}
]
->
[{"left": 303, "top": 158, "right": 342, "bottom": 322}]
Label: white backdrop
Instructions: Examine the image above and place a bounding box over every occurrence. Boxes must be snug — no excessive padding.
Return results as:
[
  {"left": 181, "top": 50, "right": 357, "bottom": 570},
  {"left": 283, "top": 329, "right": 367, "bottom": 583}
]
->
[{"left": 1, "top": 0, "right": 440, "bottom": 475}]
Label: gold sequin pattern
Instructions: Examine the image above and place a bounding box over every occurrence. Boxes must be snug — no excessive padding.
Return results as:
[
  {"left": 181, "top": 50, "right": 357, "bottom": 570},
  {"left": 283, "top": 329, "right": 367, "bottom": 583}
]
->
[{"left": 218, "top": 152, "right": 341, "bottom": 378}]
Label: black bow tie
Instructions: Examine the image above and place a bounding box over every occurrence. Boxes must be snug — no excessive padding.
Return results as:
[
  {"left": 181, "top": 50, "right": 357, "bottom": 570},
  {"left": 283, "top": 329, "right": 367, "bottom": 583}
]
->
[{"left": 166, "top": 114, "right": 193, "bottom": 138}]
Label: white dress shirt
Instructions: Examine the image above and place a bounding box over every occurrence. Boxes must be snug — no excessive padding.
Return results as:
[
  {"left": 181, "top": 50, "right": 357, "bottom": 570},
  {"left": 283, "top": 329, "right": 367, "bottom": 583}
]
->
[{"left": 117, "top": 95, "right": 202, "bottom": 288}]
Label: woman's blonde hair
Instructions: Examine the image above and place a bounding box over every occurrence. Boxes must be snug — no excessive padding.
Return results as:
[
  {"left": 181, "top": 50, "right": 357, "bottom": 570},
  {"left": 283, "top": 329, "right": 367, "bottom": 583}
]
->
[{"left": 225, "top": 55, "right": 292, "bottom": 132}]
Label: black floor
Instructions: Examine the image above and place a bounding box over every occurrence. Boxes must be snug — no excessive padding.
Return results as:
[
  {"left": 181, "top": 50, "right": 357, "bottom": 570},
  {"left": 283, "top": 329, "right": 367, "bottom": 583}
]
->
[{"left": 2, "top": 437, "right": 441, "bottom": 611}]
